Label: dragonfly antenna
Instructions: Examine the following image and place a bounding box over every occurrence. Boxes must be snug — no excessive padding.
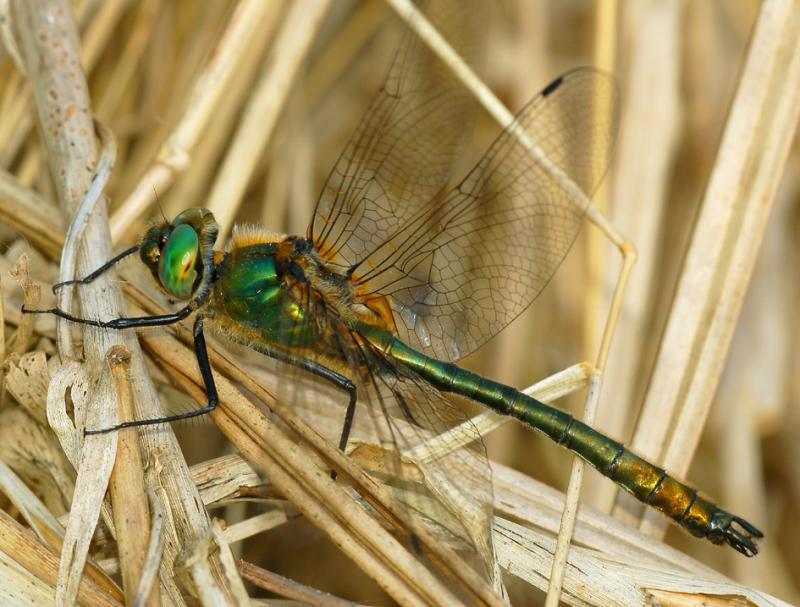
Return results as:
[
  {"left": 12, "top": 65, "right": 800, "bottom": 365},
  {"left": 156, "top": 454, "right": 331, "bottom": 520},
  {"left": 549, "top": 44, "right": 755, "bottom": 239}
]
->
[{"left": 153, "top": 186, "right": 168, "bottom": 224}]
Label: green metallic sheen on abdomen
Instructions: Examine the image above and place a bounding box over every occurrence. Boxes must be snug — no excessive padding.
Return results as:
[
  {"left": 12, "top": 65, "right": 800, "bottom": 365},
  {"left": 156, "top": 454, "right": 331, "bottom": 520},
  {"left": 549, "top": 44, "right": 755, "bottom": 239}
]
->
[
  {"left": 357, "top": 322, "right": 727, "bottom": 542},
  {"left": 216, "top": 247, "right": 316, "bottom": 348}
]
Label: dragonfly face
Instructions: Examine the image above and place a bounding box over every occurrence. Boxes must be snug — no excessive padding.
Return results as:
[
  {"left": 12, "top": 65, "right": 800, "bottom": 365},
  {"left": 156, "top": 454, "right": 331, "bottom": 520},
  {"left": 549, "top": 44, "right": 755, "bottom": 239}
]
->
[{"left": 140, "top": 207, "right": 219, "bottom": 301}]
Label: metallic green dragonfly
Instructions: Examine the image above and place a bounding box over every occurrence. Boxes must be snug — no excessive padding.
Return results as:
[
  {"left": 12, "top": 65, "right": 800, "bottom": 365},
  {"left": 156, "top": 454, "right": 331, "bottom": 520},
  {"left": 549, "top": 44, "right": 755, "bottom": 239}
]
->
[{"left": 29, "top": 2, "right": 761, "bottom": 567}]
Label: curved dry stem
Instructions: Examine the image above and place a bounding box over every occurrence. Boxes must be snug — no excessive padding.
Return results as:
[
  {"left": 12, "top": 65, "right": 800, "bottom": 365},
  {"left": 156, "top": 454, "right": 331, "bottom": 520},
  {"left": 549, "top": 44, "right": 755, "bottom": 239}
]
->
[
  {"left": 55, "top": 120, "right": 116, "bottom": 360},
  {"left": 106, "top": 346, "right": 160, "bottom": 607},
  {"left": 8, "top": 0, "right": 229, "bottom": 603}
]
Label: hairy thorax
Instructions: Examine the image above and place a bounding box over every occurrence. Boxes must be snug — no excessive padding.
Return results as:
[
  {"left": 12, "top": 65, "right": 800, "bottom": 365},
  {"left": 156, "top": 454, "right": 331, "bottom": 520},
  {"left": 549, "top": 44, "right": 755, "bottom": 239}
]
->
[{"left": 206, "top": 226, "right": 389, "bottom": 362}]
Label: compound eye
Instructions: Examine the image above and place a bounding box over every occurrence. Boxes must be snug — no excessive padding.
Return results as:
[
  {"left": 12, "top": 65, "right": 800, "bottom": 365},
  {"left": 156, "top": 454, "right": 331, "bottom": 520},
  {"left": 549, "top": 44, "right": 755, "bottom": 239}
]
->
[{"left": 158, "top": 223, "right": 200, "bottom": 299}]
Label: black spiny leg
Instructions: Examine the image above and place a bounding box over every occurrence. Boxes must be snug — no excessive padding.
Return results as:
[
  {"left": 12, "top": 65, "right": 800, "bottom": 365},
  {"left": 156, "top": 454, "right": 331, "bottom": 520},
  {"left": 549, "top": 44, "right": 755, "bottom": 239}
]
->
[
  {"left": 24, "top": 303, "right": 359, "bottom": 450},
  {"left": 288, "top": 360, "right": 356, "bottom": 453},
  {"left": 247, "top": 344, "right": 357, "bottom": 479},
  {"left": 247, "top": 343, "right": 358, "bottom": 453},
  {"left": 22, "top": 304, "right": 194, "bottom": 329},
  {"left": 296, "top": 362, "right": 356, "bottom": 480},
  {"left": 337, "top": 391, "right": 358, "bottom": 452},
  {"left": 86, "top": 315, "right": 218, "bottom": 434},
  {"left": 22, "top": 299, "right": 205, "bottom": 433},
  {"left": 52, "top": 245, "right": 140, "bottom": 292}
]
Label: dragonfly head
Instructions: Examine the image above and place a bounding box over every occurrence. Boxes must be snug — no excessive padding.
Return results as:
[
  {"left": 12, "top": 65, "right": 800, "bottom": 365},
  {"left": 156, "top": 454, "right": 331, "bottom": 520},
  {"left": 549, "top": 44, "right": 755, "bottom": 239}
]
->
[{"left": 140, "top": 207, "right": 219, "bottom": 301}]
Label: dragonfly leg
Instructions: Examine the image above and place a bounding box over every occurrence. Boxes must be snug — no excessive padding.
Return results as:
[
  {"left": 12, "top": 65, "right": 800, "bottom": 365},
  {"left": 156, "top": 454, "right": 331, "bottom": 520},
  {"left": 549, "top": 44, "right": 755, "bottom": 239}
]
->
[
  {"left": 247, "top": 343, "right": 358, "bottom": 452},
  {"left": 52, "top": 245, "right": 140, "bottom": 292},
  {"left": 86, "top": 314, "right": 218, "bottom": 434},
  {"left": 250, "top": 346, "right": 358, "bottom": 480},
  {"left": 394, "top": 391, "right": 420, "bottom": 427},
  {"left": 22, "top": 303, "right": 194, "bottom": 328},
  {"left": 245, "top": 345, "right": 357, "bottom": 478},
  {"left": 337, "top": 392, "right": 358, "bottom": 452}
]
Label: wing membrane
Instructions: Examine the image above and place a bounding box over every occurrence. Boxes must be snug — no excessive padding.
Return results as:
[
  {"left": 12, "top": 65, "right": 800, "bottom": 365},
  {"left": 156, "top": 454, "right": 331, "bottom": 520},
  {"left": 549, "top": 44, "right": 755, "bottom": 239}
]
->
[
  {"left": 298, "top": 0, "right": 618, "bottom": 588},
  {"left": 309, "top": 4, "right": 618, "bottom": 362},
  {"left": 351, "top": 69, "right": 618, "bottom": 360},
  {"left": 309, "top": 0, "right": 486, "bottom": 267},
  {"left": 351, "top": 336, "right": 495, "bottom": 569},
  {"left": 259, "top": 291, "right": 497, "bottom": 585}
]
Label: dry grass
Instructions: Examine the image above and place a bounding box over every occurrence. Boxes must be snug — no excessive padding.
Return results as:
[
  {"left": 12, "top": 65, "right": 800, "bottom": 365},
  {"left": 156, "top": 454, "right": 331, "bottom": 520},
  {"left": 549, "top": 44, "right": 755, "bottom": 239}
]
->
[{"left": 0, "top": 0, "right": 798, "bottom": 605}]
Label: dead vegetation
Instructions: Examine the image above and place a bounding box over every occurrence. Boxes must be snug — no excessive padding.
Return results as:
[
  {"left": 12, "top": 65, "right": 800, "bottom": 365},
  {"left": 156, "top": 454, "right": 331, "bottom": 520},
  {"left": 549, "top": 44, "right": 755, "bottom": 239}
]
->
[{"left": 0, "top": 0, "right": 798, "bottom": 605}]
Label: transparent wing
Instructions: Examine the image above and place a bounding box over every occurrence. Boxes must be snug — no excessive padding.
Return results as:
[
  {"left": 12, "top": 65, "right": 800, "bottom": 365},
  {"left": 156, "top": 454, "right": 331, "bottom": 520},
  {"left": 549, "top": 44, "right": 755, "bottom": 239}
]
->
[
  {"left": 349, "top": 69, "right": 619, "bottom": 361},
  {"left": 249, "top": 285, "right": 497, "bottom": 586},
  {"left": 345, "top": 334, "right": 496, "bottom": 579},
  {"left": 309, "top": 0, "right": 485, "bottom": 265}
]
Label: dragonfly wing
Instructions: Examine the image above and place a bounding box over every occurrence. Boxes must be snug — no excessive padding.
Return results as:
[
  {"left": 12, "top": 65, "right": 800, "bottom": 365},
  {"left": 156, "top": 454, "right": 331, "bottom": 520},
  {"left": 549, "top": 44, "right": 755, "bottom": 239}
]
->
[
  {"left": 351, "top": 69, "right": 619, "bottom": 361},
  {"left": 248, "top": 300, "right": 498, "bottom": 585},
  {"left": 343, "top": 331, "right": 497, "bottom": 584},
  {"left": 309, "top": 0, "right": 485, "bottom": 268}
]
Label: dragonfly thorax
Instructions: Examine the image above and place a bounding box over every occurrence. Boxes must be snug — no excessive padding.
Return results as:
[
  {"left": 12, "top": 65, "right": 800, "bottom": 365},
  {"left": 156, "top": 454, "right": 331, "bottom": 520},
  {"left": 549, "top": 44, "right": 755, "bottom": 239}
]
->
[
  {"left": 209, "top": 234, "right": 326, "bottom": 350},
  {"left": 209, "top": 229, "right": 386, "bottom": 355}
]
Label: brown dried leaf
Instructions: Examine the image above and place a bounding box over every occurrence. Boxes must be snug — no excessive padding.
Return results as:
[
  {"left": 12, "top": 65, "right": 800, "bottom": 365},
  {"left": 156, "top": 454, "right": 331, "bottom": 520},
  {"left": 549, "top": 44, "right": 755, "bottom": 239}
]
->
[{"left": 5, "top": 350, "right": 50, "bottom": 426}]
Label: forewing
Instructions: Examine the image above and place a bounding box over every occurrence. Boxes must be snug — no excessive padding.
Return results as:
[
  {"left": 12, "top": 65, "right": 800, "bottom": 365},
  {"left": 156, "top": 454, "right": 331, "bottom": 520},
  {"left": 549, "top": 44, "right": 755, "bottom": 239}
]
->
[
  {"left": 309, "top": 0, "right": 485, "bottom": 267},
  {"left": 352, "top": 69, "right": 619, "bottom": 361}
]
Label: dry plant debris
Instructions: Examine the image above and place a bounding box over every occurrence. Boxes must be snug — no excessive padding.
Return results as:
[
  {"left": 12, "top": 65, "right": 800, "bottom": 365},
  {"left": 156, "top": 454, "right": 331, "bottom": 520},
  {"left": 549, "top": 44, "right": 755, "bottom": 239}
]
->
[{"left": 0, "top": 1, "right": 798, "bottom": 606}]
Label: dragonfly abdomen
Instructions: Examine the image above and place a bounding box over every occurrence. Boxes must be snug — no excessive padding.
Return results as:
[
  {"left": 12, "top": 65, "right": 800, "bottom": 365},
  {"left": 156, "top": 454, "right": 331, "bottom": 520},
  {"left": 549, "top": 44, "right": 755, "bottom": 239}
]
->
[{"left": 360, "top": 323, "right": 761, "bottom": 554}]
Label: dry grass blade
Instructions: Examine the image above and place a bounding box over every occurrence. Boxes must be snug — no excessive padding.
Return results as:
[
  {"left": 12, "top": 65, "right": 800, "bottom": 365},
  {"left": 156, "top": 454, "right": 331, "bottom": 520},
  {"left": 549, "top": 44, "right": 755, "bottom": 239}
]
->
[
  {"left": 0, "top": 271, "right": 4, "bottom": 384},
  {"left": 0, "top": 1, "right": 797, "bottom": 605},
  {"left": 4, "top": 351, "right": 50, "bottom": 426},
  {"left": 109, "top": 0, "right": 284, "bottom": 240},
  {"left": 0, "top": 170, "right": 63, "bottom": 259},
  {"left": 238, "top": 559, "right": 366, "bottom": 607},
  {"left": 207, "top": 0, "right": 332, "bottom": 239},
  {"left": 138, "top": 461, "right": 168, "bottom": 607},
  {"left": 177, "top": 519, "right": 250, "bottom": 606},
  {"left": 0, "top": 458, "right": 120, "bottom": 598},
  {"left": 618, "top": 0, "right": 800, "bottom": 541},
  {"left": 54, "top": 120, "right": 116, "bottom": 360},
  {"left": 0, "top": 555, "right": 59, "bottom": 607},
  {"left": 106, "top": 346, "right": 160, "bottom": 607},
  {"left": 544, "top": 372, "right": 602, "bottom": 607},
  {"left": 56, "top": 368, "right": 119, "bottom": 606},
  {"left": 494, "top": 515, "right": 792, "bottom": 607},
  {"left": 7, "top": 255, "right": 39, "bottom": 358},
  {"left": 0, "top": 508, "right": 122, "bottom": 606}
]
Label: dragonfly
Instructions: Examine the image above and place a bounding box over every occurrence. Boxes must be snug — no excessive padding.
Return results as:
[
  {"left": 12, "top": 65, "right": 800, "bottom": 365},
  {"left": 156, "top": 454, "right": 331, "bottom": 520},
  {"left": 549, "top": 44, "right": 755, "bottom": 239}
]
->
[{"left": 26, "top": 0, "right": 761, "bottom": 569}]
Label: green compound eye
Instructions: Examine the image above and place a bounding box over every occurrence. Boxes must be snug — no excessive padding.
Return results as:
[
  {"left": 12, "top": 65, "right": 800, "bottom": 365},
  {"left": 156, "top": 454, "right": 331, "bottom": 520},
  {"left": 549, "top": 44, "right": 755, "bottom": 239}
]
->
[{"left": 158, "top": 223, "right": 200, "bottom": 299}]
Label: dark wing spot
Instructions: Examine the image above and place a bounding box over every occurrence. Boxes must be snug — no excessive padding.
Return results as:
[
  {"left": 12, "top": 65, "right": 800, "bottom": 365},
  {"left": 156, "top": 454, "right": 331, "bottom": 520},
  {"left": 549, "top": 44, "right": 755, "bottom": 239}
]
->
[{"left": 542, "top": 75, "right": 564, "bottom": 97}]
